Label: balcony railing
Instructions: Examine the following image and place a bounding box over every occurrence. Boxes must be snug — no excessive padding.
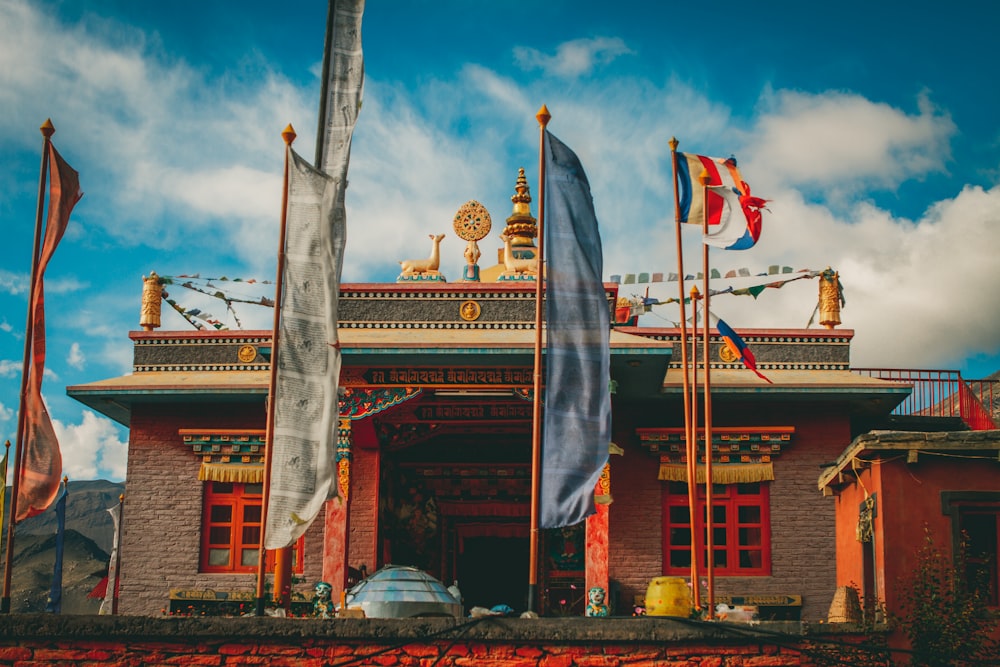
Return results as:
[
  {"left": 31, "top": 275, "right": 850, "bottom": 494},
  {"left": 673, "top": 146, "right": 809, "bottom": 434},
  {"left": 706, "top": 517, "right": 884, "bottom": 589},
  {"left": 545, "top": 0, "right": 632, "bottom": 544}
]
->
[{"left": 851, "top": 369, "right": 998, "bottom": 431}]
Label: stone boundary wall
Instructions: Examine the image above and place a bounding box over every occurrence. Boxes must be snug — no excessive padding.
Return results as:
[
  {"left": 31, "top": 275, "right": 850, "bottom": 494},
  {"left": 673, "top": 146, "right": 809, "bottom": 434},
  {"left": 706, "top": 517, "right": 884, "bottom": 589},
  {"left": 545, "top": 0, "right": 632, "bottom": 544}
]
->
[{"left": 0, "top": 616, "right": 889, "bottom": 666}]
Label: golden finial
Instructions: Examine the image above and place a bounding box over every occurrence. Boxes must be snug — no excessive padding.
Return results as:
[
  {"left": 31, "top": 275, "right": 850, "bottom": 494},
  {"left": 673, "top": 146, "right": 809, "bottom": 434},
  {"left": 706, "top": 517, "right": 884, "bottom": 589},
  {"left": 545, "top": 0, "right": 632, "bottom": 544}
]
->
[
  {"left": 40, "top": 119, "right": 55, "bottom": 138},
  {"left": 140, "top": 271, "right": 163, "bottom": 331},
  {"left": 690, "top": 285, "right": 701, "bottom": 300},
  {"left": 669, "top": 137, "right": 678, "bottom": 151},
  {"left": 536, "top": 104, "right": 551, "bottom": 127},
  {"left": 502, "top": 168, "right": 538, "bottom": 249},
  {"left": 282, "top": 124, "right": 296, "bottom": 145}
]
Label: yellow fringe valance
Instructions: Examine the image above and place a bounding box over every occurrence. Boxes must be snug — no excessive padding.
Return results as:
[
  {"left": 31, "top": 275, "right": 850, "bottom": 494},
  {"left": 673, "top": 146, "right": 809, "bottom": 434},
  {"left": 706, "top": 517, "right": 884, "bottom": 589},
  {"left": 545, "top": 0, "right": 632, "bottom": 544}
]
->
[
  {"left": 198, "top": 463, "right": 264, "bottom": 484},
  {"left": 658, "top": 462, "right": 774, "bottom": 485}
]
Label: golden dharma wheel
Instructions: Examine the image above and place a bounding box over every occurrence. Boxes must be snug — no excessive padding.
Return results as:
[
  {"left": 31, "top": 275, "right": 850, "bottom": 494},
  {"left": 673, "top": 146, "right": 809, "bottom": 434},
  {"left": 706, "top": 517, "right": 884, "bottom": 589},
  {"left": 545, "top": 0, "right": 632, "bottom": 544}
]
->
[{"left": 453, "top": 200, "right": 491, "bottom": 242}]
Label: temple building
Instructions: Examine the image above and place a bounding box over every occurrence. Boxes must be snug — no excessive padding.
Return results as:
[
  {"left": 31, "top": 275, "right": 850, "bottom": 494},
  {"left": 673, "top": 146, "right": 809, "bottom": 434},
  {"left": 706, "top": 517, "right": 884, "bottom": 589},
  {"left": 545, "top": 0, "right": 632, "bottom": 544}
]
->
[{"left": 70, "top": 169, "right": 922, "bottom": 620}]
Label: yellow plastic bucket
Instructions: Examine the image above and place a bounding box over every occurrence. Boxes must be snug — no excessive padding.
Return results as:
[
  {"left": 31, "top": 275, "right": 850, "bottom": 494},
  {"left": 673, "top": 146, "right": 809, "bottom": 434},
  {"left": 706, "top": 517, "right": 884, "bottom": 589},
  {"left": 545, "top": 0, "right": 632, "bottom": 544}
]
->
[{"left": 644, "top": 577, "right": 691, "bottom": 617}]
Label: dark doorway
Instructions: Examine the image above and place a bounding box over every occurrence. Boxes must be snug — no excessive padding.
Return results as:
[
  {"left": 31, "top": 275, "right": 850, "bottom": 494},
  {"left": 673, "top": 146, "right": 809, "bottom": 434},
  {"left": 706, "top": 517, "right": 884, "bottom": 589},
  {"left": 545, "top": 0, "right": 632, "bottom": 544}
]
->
[{"left": 457, "top": 536, "right": 529, "bottom": 613}]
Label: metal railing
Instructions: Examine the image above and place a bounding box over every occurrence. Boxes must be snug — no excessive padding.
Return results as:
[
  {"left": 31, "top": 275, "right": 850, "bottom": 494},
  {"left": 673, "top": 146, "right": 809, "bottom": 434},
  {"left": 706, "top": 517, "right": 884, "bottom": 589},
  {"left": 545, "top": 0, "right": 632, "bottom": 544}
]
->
[{"left": 851, "top": 368, "right": 998, "bottom": 431}]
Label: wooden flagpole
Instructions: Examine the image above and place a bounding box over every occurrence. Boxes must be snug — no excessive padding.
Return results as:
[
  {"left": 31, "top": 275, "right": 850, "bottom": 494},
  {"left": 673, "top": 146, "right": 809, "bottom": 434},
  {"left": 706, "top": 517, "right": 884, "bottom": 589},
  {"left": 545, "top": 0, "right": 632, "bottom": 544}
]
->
[
  {"left": 255, "top": 124, "right": 297, "bottom": 616},
  {"left": 689, "top": 284, "right": 702, "bottom": 611},
  {"left": 699, "top": 170, "right": 716, "bottom": 619},
  {"left": 668, "top": 138, "right": 699, "bottom": 611},
  {"left": 1, "top": 119, "right": 55, "bottom": 614},
  {"left": 527, "top": 104, "right": 550, "bottom": 614}
]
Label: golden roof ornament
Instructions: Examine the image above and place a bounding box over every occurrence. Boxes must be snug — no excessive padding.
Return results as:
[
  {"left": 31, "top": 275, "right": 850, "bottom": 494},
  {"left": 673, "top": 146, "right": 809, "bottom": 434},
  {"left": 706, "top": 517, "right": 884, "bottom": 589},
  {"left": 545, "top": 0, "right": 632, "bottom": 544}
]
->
[
  {"left": 503, "top": 167, "right": 537, "bottom": 247},
  {"left": 818, "top": 267, "right": 843, "bottom": 329},
  {"left": 140, "top": 271, "right": 163, "bottom": 331},
  {"left": 453, "top": 200, "right": 491, "bottom": 282},
  {"left": 397, "top": 234, "right": 447, "bottom": 283}
]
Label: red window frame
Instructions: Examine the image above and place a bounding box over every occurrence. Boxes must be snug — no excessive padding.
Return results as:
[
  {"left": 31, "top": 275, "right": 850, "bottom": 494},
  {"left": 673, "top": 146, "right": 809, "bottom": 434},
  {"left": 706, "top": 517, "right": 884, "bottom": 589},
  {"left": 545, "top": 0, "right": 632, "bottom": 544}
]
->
[
  {"left": 662, "top": 481, "right": 771, "bottom": 576},
  {"left": 200, "top": 481, "right": 304, "bottom": 574}
]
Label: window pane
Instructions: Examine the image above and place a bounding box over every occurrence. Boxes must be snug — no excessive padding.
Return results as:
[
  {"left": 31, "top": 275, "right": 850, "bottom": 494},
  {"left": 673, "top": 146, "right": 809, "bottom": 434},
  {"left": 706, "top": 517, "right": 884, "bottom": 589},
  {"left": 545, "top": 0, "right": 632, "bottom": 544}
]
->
[
  {"left": 961, "top": 513, "right": 997, "bottom": 556},
  {"left": 736, "top": 483, "right": 760, "bottom": 495},
  {"left": 670, "top": 526, "right": 692, "bottom": 546},
  {"left": 712, "top": 505, "right": 726, "bottom": 524},
  {"left": 210, "top": 505, "right": 233, "bottom": 523},
  {"left": 706, "top": 549, "right": 727, "bottom": 568},
  {"left": 212, "top": 482, "right": 234, "bottom": 495},
  {"left": 669, "top": 506, "right": 690, "bottom": 523},
  {"left": 242, "top": 526, "right": 261, "bottom": 546},
  {"left": 209, "top": 526, "right": 231, "bottom": 544},
  {"left": 670, "top": 549, "right": 691, "bottom": 568},
  {"left": 208, "top": 548, "right": 230, "bottom": 566},
  {"left": 738, "top": 506, "right": 761, "bottom": 523},
  {"left": 244, "top": 483, "right": 263, "bottom": 496},
  {"left": 740, "top": 550, "right": 762, "bottom": 568},
  {"left": 243, "top": 505, "right": 262, "bottom": 523},
  {"left": 241, "top": 548, "right": 259, "bottom": 567},
  {"left": 713, "top": 527, "right": 726, "bottom": 546},
  {"left": 740, "top": 527, "right": 762, "bottom": 546}
]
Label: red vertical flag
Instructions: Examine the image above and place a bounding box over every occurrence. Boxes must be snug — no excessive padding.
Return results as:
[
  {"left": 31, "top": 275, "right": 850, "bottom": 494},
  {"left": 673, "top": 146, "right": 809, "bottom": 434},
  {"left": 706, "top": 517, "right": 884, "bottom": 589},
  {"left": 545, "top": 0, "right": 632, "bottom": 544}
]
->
[{"left": 16, "top": 144, "right": 82, "bottom": 521}]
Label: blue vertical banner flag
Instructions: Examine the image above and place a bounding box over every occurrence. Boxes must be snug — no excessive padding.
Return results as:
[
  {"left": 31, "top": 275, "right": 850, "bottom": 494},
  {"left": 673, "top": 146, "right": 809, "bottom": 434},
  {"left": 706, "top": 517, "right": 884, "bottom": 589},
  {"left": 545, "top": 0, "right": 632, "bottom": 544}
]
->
[
  {"left": 45, "top": 479, "right": 67, "bottom": 613},
  {"left": 540, "top": 130, "right": 612, "bottom": 529}
]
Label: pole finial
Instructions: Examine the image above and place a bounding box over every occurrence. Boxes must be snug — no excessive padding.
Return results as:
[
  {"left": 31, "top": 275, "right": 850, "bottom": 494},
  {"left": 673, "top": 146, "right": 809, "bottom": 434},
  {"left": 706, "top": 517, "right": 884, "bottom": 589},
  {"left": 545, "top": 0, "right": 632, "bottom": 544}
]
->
[
  {"left": 40, "top": 119, "right": 55, "bottom": 138},
  {"left": 536, "top": 105, "right": 551, "bottom": 128},
  {"left": 669, "top": 137, "right": 678, "bottom": 151},
  {"left": 690, "top": 285, "right": 701, "bottom": 299},
  {"left": 282, "top": 124, "right": 297, "bottom": 145}
]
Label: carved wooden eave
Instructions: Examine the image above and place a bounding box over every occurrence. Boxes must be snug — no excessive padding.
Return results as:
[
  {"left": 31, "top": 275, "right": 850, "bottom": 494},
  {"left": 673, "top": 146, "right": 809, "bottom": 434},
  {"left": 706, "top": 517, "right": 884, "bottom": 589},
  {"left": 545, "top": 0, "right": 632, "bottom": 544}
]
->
[{"left": 818, "top": 429, "right": 1000, "bottom": 496}]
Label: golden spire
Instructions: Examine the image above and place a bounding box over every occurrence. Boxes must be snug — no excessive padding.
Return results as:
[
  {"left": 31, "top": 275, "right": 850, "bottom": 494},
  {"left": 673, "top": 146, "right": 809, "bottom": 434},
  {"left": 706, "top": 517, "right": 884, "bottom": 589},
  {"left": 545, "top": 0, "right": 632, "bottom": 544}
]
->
[{"left": 502, "top": 167, "right": 538, "bottom": 249}]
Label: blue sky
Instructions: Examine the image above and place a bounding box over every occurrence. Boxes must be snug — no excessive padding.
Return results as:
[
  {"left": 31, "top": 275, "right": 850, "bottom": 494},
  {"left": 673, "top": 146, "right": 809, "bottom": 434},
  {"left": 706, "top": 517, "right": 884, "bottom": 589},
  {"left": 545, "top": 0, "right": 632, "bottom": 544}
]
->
[{"left": 2, "top": 0, "right": 999, "bottom": 482}]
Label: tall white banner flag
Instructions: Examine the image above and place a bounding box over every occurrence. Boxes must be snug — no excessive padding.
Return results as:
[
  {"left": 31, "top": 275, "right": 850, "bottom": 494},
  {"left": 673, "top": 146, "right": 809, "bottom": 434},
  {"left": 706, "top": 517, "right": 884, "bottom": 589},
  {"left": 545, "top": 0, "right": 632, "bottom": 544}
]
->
[{"left": 265, "top": 0, "right": 364, "bottom": 549}]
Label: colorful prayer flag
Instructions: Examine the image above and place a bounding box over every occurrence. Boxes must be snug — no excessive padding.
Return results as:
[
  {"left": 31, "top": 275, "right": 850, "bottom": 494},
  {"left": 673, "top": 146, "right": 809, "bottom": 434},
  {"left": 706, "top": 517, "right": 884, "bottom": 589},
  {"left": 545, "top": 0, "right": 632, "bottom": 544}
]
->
[
  {"left": 675, "top": 152, "right": 766, "bottom": 250},
  {"left": 540, "top": 130, "right": 612, "bottom": 529},
  {"left": 17, "top": 144, "right": 82, "bottom": 522},
  {"left": 99, "top": 500, "right": 122, "bottom": 615},
  {"left": 717, "top": 319, "right": 772, "bottom": 384}
]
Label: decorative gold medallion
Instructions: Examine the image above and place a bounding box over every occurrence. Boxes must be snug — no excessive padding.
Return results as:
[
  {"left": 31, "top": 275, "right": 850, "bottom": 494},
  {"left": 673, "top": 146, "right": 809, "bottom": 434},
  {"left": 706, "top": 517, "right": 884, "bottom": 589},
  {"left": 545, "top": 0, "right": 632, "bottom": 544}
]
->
[
  {"left": 237, "top": 344, "right": 258, "bottom": 363},
  {"left": 453, "top": 200, "right": 492, "bottom": 241},
  {"left": 719, "top": 344, "right": 738, "bottom": 363},
  {"left": 459, "top": 300, "right": 481, "bottom": 321}
]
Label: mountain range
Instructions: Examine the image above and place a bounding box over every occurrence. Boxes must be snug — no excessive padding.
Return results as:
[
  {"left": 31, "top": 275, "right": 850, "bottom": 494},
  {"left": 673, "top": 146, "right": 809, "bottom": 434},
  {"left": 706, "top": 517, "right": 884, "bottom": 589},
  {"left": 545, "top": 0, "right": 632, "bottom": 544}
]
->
[{"left": 1, "top": 479, "right": 124, "bottom": 614}]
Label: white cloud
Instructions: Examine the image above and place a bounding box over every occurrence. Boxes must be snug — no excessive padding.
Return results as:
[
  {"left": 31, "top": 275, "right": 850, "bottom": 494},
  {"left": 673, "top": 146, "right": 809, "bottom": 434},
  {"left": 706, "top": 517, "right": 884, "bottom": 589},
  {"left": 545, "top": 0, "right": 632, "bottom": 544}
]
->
[
  {"left": 53, "top": 410, "right": 128, "bottom": 481},
  {"left": 0, "top": 321, "right": 12, "bottom": 333},
  {"left": 0, "top": 401, "right": 12, "bottom": 422},
  {"left": 0, "top": 270, "right": 29, "bottom": 296},
  {"left": 747, "top": 90, "right": 955, "bottom": 201},
  {"left": 514, "top": 37, "right": 632, "bottom": 78},
  {"left": 67, "top": 342, "right": 85, "bottom": 370},
  {"left": 0, "top": 0, "right": 313, "bottom": 276},
  {"left": 0, "top": 360, "right": 20, "bottom": 378}
]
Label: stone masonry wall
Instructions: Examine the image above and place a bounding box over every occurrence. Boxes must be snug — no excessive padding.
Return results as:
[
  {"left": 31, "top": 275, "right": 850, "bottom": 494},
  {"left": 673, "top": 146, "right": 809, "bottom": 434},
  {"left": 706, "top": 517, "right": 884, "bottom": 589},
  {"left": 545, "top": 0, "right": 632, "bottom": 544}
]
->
[
  {"left": 0, "top": 616, "right": 888, "bottom": 667},
  {"left": 122, "top": 403, "right": 326, "bottom": 616},
  {"left": 608, "top": 422, "right": 662, "bottom": 613},
  {"left": 606, "top": 403, "right": 850, "bottom": 622}
]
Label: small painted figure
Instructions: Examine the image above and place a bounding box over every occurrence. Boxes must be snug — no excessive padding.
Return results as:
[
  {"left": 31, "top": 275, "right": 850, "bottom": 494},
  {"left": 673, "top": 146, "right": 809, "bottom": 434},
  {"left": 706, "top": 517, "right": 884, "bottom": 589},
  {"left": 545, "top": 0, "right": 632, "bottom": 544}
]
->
[
  {"left": 313, "top": 581, "right": 335, "bottom": 619},
  {"left": 585, "top": 586, "right": 610, "bottom": 617}
]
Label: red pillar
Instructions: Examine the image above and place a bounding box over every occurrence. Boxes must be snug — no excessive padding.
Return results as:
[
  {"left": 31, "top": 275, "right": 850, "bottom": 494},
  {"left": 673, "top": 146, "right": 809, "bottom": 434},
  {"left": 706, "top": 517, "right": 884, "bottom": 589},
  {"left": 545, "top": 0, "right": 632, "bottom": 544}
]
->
[
  {"left": 586, "top": 463, "right": 611, "bottom": 606},
  {"left": 322, "top": 417, "right": 352, "bottom": 591}
]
